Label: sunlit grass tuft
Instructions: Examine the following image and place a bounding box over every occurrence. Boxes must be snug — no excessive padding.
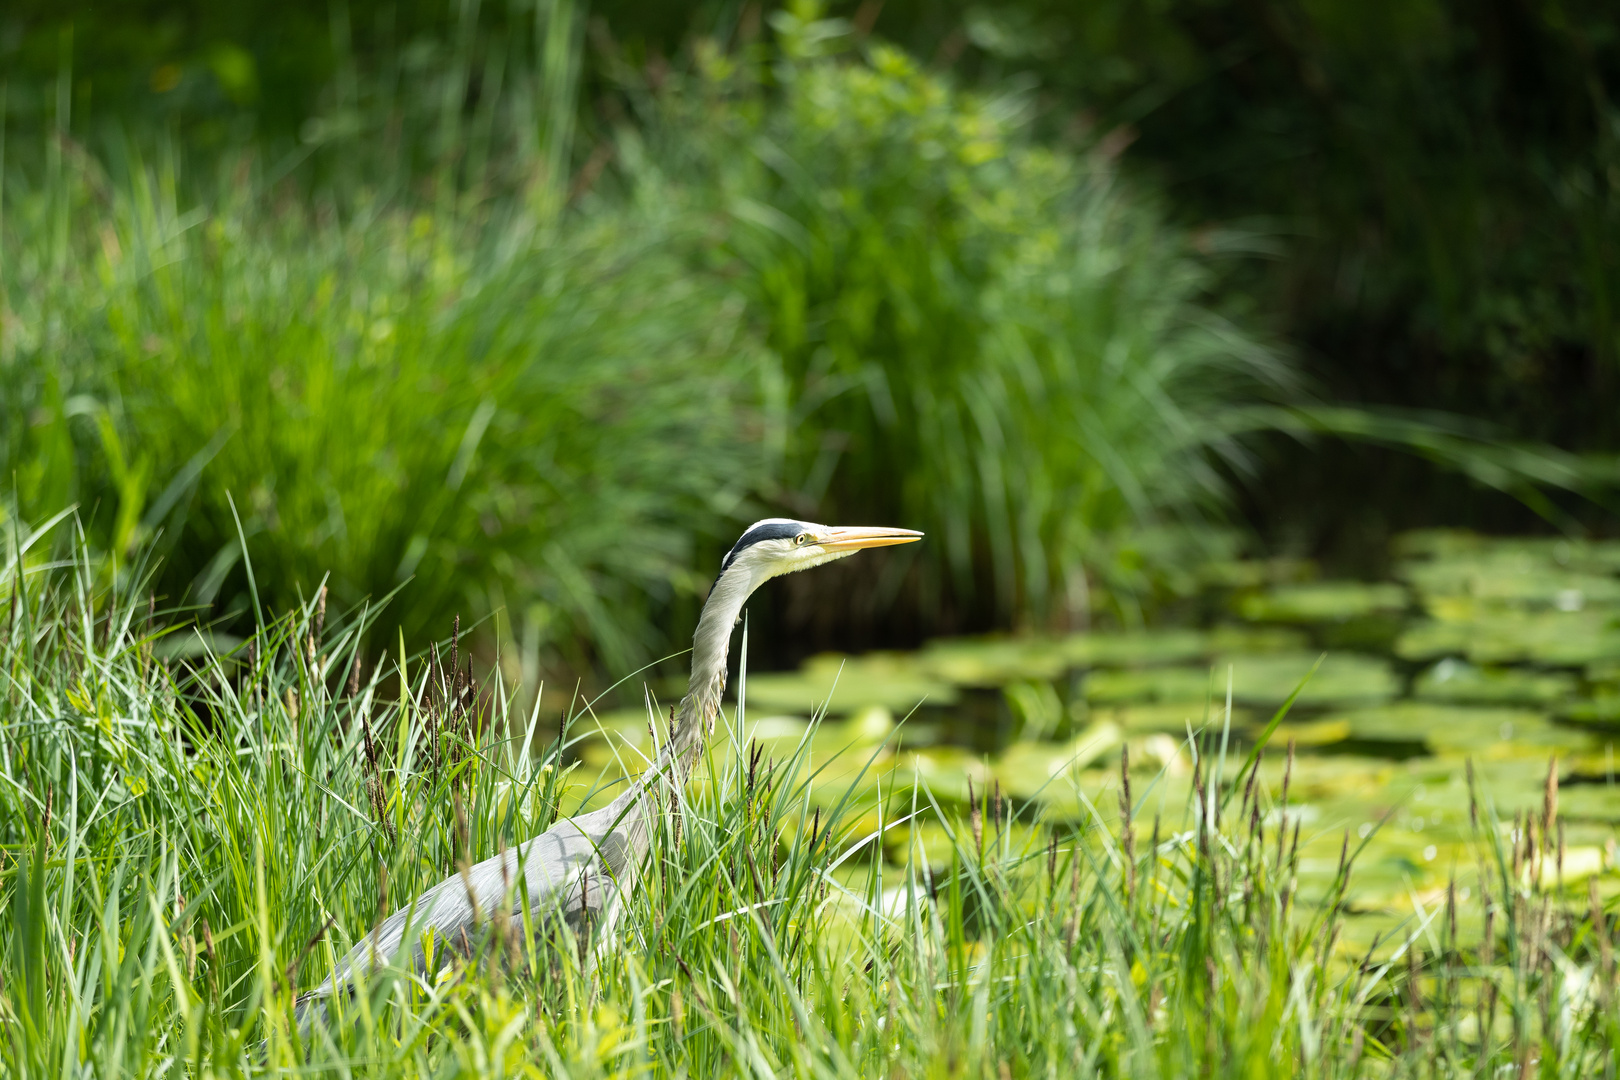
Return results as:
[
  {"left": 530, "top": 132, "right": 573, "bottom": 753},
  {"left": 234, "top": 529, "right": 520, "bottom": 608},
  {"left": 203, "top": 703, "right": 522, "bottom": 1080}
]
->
[
  {"left": 0, "top": 141, "right": 761, "bottom": 679},
  {"left": 1, "top": 526, "right": 1614, "bottom": 1077}
]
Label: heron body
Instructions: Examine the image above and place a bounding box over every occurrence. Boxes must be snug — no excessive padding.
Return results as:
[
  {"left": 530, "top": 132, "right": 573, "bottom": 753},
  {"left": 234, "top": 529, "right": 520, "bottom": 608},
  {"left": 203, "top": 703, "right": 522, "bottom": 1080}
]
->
[{"left": 298, "top": 519, "right": 921, "bottom": 1030}]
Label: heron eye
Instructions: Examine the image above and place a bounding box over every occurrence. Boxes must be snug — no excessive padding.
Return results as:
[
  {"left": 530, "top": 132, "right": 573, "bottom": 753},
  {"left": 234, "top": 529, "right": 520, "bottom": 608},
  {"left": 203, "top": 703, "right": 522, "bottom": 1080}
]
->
[{"left": 795, "top": 533, "right": 812, "bottom": 546}]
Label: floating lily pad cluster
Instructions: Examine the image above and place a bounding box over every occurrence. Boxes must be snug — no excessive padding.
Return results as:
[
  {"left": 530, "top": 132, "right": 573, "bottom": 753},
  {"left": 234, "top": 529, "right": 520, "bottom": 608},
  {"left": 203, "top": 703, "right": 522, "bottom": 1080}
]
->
[{"left": 569, "top": 531, "right": 1620, "bottom": 921}]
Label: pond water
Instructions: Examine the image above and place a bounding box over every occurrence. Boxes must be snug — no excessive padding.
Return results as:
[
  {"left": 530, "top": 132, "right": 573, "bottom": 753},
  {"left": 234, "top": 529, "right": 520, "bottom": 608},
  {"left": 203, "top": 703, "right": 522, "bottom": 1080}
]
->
[{"left": 564, "top": 530, "right": 1619, "bottom": 951}]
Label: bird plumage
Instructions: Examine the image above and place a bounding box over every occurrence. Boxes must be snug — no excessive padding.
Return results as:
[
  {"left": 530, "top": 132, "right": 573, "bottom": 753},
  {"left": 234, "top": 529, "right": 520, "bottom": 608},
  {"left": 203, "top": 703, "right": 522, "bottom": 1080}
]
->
[{"left": 296, "top": 519, "right": 920, "bottom": 1034}]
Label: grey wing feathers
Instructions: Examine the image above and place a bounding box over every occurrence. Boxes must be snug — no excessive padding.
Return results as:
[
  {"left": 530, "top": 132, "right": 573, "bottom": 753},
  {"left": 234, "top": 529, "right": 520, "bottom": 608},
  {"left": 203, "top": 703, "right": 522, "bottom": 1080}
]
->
[{"left": 296, "top": 793, "right": 648, "bottom": 1032}]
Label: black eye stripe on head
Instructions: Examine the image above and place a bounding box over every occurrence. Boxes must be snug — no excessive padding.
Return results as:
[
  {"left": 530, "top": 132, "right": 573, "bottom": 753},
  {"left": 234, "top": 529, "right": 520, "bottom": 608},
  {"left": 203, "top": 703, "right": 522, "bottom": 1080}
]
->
[{"left": 719, "top": 521, "right": 806, "bottom": 573}]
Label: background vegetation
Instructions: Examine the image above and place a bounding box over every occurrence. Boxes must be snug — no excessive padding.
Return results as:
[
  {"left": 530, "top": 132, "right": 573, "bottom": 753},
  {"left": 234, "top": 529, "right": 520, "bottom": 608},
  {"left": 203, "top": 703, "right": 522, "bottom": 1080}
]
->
[
  {"left": 3, "top": 138, "right": 760, "bottom": 677},
  {"left": 3, "top": 3, "right": 1619, "bottom": 1075},
  {"left": 8, "top": 0, "right": 1618, "bottom": 547},
  {"left": 5, "top": 0, "right": 1618, "bottom": 675},
  {"left": 1, "top": 2, "right": 1351, "bottom": 678},
  {"left": 902, "top": 0, "right": 1620, "bottom": 560}
]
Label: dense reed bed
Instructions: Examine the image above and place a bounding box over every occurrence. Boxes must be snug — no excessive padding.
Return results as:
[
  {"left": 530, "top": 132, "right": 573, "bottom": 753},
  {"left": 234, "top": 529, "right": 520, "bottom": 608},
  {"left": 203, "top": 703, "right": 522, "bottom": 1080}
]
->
[
  {"left": 2, "top": 525, "right": 1613, "bottom": 1077},
  {"left": 0, "top": 8, "right": 1301, "bottom": 675}
]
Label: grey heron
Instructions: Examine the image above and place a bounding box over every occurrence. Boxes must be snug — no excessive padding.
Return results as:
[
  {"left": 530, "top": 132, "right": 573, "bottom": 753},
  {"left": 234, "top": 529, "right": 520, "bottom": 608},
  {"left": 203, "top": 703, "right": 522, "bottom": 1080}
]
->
[{"left": 297, "top": 519, "right": 922, "bottom": 1031}]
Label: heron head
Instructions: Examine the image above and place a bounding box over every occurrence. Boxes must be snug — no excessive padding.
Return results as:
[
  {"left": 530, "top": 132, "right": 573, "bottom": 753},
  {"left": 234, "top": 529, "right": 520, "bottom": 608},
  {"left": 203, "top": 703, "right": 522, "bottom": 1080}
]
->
[{"left": 717, "top": 518, "right": 923, "bottom": 589}]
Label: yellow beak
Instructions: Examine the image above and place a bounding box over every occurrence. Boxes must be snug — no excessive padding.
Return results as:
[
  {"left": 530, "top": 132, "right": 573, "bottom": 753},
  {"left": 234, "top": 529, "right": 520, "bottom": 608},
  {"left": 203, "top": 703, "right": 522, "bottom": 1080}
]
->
[{"left": 817, "top": 526, "right": 925, "bottom": 553}]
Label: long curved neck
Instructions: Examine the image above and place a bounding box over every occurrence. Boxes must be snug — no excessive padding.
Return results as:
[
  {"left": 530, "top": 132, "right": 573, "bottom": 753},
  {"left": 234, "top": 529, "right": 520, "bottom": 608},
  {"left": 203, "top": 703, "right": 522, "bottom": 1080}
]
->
[
  {"left": 665, "top": 565, "right": 757, "bottom": 772},
  {"left": 600, "top": 565, "right": 758, "bottom": 835},
  {"left": 578, "top": 564, "right": 765, "bottom": 903}
]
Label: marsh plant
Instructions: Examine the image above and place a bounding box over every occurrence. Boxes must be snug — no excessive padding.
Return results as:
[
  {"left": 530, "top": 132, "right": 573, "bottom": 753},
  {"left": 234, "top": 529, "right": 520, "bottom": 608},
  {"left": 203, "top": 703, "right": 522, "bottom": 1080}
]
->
[
  {"left": 1, "top": 527, "right": 1614, "bottom": 1077},
  {"left": 0, "top": 3, "right": 1310, "bottom": 676},
  {"left": 0, "top": 145, "right": 761, "bottom": 680},
  {"left": 634, "top": 9, "right": 1296, "bottom": 627},
  {"left": 0, "top": 0, "right": 765, "bottom": 683},
  {"left": 4, "top": 1, "right": 1614, "bottom": 713}
]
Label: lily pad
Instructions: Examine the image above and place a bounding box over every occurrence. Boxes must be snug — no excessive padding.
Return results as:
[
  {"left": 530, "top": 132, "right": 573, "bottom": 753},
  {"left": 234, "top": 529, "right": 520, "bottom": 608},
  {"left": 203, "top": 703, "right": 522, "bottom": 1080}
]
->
[
  {"left": 1220, "top": 651, "right": 1400, "bottom": 709},
  {"left": 1319, "top": 703, "right": 1590, "bottom": 758},
  {"left": 1393, "top": 620, "right": 1472, "bottom": 661},
  {"left": 1091, "top": 701, "right": 1251, "bottom": 735},
  {"left": 1392, "top": 529, "right": 1486, "bottom": 560},
  {"left": 1084, "top": 652, "right": 1397, "bottom": 709},
  {"left": 1060, "top": 629, "right": 1210, "bottom": 668},
  {"left": 889, "top": 745, "right": 989, "bottom": 803},
  {"left": 1207, "top": 625, "right": 1311, "bottom": 654},
  {"left": 1084, "top": 666, "right": 1217, "bottom": 705},
  {"left": 917, "top": 637, "right": 1070, "bottom": 686},
  {"left": 1199, "top": 556, "right": 1318, "bottom": 589},
  {"left": 1401, "top": 531, "right": 1620, "bottom": 571},
  {"left": 842, "top": 705, "right": 897, "bottom": 744},
  {"left": 995, "top": 722, "right": 1122, "bottom": 800},
  {"left": 1558, "top": 693, "right": 1620, "bottom": 729},
  {"left": 1395, "top": 611, "right": 1620, "bottom": 666},
  {"left": 1555, "top": 789, "right": 1620, "bottom": 825},
  {"left": 1479, "top": 612, "right": 1620, "bottom": 666},
  {"left": 1403, "top": 548, "right": 1620, "bottom": 609},
  {"left": 1265, "top": 717, "right": 1354, "bottom": 747},
  {"left": 1413, "top": 659, "right": 1577, "bottom": 706},
  {"left": 1236, "top": 582, "right": 1408, "bottom": 624},
  {"left": 745, "top": 653, "right": 958, "bottom": 715}
]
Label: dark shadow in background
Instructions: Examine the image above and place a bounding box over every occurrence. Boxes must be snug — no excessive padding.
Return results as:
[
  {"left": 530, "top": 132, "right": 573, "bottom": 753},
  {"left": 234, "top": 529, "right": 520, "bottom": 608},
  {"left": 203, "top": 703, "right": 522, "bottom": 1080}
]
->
[{"left": 7, "top": 0, "right": 1617, "bottom": 659}]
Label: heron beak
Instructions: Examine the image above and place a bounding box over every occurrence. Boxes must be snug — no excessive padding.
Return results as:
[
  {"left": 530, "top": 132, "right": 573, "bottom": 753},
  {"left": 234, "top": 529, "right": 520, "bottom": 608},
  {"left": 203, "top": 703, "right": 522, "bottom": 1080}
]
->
[{"left": 818, "top": 526, "right": 925, "bottom": 553}]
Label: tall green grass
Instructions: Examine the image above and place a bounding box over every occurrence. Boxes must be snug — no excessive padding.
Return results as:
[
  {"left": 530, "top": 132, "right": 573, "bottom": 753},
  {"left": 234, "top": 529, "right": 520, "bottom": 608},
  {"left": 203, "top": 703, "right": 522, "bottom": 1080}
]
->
[
  {"left": 2, "top": 528, "right": 1614, "bottom": 1076},
  {"left": 0, "top": 20, "right": 761, "bottom": 676},
  {"left": 636, "top": 13, "right": 1294, "bottom": 627},
  {"left": 4, "top": 5, "right": 1611, "bottom": 679},
  {"left": 1, "top": 7, "right": 1303, "bottom": 673}
]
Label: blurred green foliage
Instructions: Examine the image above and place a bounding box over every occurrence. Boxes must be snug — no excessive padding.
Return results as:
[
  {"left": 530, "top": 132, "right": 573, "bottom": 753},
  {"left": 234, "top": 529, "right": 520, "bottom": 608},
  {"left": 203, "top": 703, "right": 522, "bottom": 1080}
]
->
[
  {"left": 873, "top": 0, "right": 1620, "bottom": 548},
  {"left": 882, "top": 1, "right": 1620, "bottom": 433},
  {"left": 7, "top": 0, "right": 1616, "bottom": 447},
  {"left": 2, "top": 0, "right": 1617, "bottom": 678},
  {"left": 645, "top": 13, "right": 1291, "bottom": 628},
  {"left": 0, "top": 141, "right": 760, "bottom": 677},
  {"left": 1, "top": 5, "right": 1299, "bottom": 674}
]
